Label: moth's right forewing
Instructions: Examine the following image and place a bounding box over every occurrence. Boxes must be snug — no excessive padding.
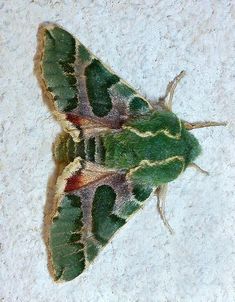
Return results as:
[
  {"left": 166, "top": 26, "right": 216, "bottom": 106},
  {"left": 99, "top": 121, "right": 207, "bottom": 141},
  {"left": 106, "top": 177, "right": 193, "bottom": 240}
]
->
[{"left": 49, "top": 159, "right": 152, "bottom": 281}]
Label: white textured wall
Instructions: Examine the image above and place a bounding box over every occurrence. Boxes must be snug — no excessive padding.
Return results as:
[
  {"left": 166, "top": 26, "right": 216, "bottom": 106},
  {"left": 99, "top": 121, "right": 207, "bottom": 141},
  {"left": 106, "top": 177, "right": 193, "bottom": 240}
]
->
[{"left": 0, "top": 1, "right": 234, "bottom": 301}]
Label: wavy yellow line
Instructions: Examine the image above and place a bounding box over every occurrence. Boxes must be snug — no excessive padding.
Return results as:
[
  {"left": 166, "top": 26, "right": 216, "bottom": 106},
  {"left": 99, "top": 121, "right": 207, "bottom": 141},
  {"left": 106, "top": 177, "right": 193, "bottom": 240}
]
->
[
  {"left": 123, "top": 118, "right": 182, "bottom": 139},
  {"left": 127, "top": 156, "right": 185, "bottom": 178}
]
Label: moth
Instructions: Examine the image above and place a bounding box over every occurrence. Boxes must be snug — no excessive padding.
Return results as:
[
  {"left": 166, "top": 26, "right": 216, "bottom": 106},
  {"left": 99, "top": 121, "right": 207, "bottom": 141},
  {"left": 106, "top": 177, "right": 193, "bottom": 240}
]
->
[{"left": 35, "top": 23, "right": 225, "bottom": 282}]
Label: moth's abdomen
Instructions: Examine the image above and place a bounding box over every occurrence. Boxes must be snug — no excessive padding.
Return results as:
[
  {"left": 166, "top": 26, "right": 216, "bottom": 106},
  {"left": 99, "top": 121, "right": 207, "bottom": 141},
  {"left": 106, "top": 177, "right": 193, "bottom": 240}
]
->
[
  {"left": 53, "top": 132, "right": 105, "bottom": 164},
  {"left": 84, "top": 136, "right": 105, "bottom": 164},
  {"left": 53, "top": 133, "right": 85, "bottom": 163}
]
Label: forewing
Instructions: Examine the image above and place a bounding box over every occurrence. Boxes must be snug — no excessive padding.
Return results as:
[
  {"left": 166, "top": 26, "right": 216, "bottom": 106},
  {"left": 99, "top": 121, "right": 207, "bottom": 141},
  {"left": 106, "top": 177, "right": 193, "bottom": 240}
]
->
[
  {"left": 49, "top": 159, "right": 152, "bottom": 281},
  {"left": 36, "top": 23, "right": 152, "bottom": 135}
]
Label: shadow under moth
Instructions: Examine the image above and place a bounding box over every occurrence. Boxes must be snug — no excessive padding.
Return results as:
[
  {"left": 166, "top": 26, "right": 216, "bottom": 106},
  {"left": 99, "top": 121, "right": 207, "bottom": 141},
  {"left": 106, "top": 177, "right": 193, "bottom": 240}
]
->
[{"left": 35, "top": 23, "right": 226, "bottom": 282}]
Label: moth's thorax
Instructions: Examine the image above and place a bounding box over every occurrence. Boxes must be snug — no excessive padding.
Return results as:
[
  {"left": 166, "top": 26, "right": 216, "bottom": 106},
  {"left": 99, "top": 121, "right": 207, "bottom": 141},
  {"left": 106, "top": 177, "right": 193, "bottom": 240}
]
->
[{"left": 102, "top": 111, "right": 201, "bottom": 186}]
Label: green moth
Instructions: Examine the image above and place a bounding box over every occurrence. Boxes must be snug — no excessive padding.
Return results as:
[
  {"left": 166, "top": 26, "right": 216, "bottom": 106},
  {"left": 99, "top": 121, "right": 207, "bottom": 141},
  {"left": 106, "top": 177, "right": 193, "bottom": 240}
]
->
[{"left": 35, "top": 23, "right": 225, "bottom": 282}]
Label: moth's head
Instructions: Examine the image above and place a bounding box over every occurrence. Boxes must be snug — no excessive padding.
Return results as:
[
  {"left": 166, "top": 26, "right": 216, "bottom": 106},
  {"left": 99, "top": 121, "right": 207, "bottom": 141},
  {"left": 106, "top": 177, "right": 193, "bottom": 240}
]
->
[{"left": 181, "top": 122, "right": 202, "bottom": 166}]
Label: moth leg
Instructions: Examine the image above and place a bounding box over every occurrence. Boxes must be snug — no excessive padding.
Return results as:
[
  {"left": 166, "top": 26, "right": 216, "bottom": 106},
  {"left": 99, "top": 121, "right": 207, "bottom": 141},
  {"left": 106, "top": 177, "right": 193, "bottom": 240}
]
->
[
  {"left": 155, "top": 184, "right": 174, "bottom": 235},
  {"left": 188, "top": 163, "right": 209, "bottom": 175},
  {"left": 184, "top": 121, "right": 227, "bottom": 130},
  {"left": 163, "top": 70, "right": 186, "bottom": 111}
]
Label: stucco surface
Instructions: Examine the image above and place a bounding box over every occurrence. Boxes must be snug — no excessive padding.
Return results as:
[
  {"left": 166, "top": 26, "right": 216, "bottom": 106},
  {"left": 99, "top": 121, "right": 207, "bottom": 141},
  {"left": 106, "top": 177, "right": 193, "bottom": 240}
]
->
[{"left": 0, "top": 1, "right": 234, "bottom": 301}]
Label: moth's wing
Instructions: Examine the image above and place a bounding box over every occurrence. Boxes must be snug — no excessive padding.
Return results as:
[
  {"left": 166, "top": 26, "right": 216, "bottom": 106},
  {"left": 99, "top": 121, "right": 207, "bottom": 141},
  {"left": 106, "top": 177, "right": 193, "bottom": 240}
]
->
[
  {"left": 36, "top": 23, "right": 152, "bottom": 137},
  {"left": 50, "top": 158, "right": 152, "bottom": 281}
]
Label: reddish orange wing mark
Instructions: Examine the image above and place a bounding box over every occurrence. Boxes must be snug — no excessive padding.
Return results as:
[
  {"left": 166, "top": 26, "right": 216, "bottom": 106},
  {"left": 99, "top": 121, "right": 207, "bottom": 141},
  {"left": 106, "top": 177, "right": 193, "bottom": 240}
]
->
[
  {"left": 65, "top": 173, "right": 82, "bottom": 192},
  {"left": 66, "top": 113, "right": 106, "bottom": 129},
  {"left": 66, "top": 113, "right": 82, "bottom": 126},
  {"left": 65, "top": 169, "right": 114, "bottom": 192}
]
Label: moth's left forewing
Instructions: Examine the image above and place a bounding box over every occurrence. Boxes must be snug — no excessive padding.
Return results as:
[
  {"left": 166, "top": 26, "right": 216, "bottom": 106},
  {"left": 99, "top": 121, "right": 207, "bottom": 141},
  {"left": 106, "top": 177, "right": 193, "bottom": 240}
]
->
[
  {"left": 49, "top": 159, "right": 152, "bottom": 281},
  {"left": 35, "top": 23, "right": 153, "bottom": 138}
]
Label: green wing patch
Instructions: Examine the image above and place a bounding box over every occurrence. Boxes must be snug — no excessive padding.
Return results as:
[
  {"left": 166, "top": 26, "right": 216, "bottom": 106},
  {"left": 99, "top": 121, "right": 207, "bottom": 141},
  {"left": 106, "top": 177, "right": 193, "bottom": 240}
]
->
[
  {"left": 42, "top": 26, "right": 77, "bottom": 112},
  {"left": 92, "top": 185, "right": 125, "bottom": 244},
  {"left": 50, "top": 194, "right": 85, "bottom": 281},
  {"left": 85, "top": 59, "right": 119, "bottom": 117}
]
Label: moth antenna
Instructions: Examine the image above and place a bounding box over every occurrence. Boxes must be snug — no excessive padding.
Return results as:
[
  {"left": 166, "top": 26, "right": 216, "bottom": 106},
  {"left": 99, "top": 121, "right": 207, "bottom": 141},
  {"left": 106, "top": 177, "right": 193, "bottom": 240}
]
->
[
  {"left": 163, "top": 70, "right": 186, "bottom": 111},
  {"left": 155, "top": 185, "right": 174, "bottom": 235},
  {"left": 184, "top": 121, "right": 227, "bottom": 130},
  {"left": 188, "top": 163, "right": 209, "bottom": 175}
]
